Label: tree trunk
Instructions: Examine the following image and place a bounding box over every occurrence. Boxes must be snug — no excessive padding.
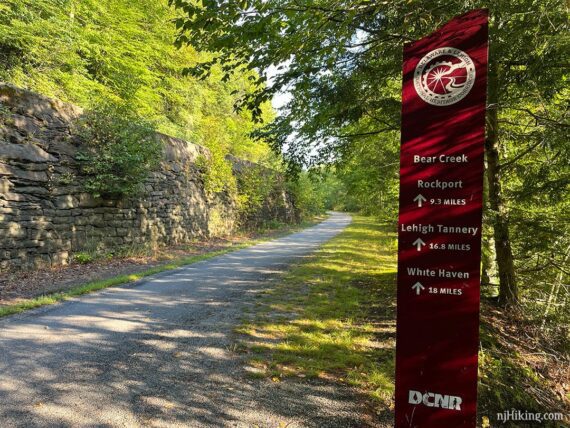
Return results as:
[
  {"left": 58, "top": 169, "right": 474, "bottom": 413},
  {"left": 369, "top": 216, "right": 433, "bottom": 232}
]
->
[
  {"left": 485, "top": 61, "right": 518, "bottom": 306},
  {"left": 541, "top": 243, "right": 570, "bottom": 329},
  {"left": 481, "top": 157, "right": 498, "bottom": 295}
]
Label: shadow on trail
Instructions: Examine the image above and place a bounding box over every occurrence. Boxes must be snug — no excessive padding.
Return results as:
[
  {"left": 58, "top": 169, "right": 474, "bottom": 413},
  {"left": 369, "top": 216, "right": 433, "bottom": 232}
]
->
[
  {"left": 235, "top": 219, "right": 399, "bottom": 427},
  {"left": 0, "top": 213, "right": 374, "bottom": 427}
]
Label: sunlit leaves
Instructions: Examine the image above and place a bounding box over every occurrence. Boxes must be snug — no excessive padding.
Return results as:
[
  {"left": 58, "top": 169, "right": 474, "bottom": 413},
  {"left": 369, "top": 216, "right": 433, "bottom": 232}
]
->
[{"left": 0, "top": 0, "right": 275, "bottom": 167}]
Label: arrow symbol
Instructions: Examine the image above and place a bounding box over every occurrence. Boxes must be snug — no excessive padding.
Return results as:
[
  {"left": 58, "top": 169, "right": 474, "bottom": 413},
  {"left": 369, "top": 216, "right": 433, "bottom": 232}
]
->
[
  {"left": 413, "top": 237, "right": 426, "bottom": 251},
  {"left": 412, "top": 282, "right": 425, "bottom": 295},
  {"left": 414, "top": 194, "right": 427, "bottom": 208}
]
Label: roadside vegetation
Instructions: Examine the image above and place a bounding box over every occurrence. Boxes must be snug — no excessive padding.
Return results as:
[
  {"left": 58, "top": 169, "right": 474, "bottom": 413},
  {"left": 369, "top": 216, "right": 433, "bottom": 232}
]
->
[
  {"left": 0, "top": 249, "right": 232, "bottom": 319},
  {"left": 237, "top": 216, "right": 569, "bottom": 424},
  {"left": 238, "top": 216, "right": 397, "bottom": 414},
  {"left": 0, "top": 0, "right": 324, "bottom": 224},
  {"left": 75, "top": 104, "right": 162, "bottom": 198},
  {"left": 171, "top": 3, "right": 569, "bottom": 421}
]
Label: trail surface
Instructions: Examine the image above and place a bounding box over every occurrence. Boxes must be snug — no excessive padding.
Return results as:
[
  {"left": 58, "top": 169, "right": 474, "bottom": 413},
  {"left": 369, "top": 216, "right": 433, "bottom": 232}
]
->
[{"left": 0, "top": 212, "right": 376, "bottom": 427}]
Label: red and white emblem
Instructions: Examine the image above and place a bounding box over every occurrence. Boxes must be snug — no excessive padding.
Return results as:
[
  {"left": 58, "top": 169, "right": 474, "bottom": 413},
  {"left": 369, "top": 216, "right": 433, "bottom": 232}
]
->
[{"left": 413, "top": 47, "right": 476, "bottom": 106}]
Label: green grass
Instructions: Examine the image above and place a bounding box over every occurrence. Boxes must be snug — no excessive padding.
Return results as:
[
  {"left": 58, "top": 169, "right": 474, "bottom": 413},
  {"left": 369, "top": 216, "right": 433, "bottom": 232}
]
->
[
  {"left": 0, "top": 216, "right": 326, "bottom": 319},
  {"left": 237, "top": 215, "right": 398, "bottom": 407}
]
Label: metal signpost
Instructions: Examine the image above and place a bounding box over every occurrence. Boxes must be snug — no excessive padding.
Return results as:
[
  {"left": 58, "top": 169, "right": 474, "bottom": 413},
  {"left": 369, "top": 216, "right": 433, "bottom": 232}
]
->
[{"left": 395, "top": 9, "right": 489, "bottom": 428}]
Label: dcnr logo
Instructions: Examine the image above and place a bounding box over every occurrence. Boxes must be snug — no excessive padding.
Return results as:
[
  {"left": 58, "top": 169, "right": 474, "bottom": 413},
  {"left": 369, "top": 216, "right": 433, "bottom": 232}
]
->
[{"left": 408, "top": 390, "right": 463, "bottom": 411}]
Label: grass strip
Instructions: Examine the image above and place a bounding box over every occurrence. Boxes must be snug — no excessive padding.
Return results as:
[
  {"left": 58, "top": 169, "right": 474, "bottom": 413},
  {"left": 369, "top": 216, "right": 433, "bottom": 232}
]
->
[
  {"left": 237, "top": 215, "right": 567, "bottom": 423},
  {"left": 237, "top": 215, "right": 398, "bottom": 411},
  {"left": 0, "top": 248, "right": 240, "bottom": 319}
]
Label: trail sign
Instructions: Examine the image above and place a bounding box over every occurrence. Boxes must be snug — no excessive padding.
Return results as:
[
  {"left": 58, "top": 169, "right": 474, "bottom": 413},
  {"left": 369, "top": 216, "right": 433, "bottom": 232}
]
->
[{"left": 395, "top": 9, "right": 489, "bottom": 428}]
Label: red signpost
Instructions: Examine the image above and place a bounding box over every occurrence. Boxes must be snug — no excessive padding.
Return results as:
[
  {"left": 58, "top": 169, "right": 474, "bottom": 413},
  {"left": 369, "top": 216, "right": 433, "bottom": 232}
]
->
[{"left": 394, "top": 9, "right": 489, "bottom": 428}]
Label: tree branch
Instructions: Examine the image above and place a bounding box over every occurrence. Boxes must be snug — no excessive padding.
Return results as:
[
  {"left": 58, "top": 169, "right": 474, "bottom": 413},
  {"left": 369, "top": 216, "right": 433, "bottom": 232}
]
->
[{"left": 332, "top": 127, "right": 397, "bottom": 138}]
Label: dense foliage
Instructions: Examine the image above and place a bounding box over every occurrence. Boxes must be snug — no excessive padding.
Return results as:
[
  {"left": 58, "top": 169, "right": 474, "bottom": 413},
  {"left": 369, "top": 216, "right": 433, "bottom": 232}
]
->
[
  {"left": 75, "top": 104, "right": 161, "bottom": 198},
  {"left": 0, "top": 0, "right": 331, "bottom": 222},
  {"left": 0, "top": 0, "right": 275, "bottom": 165},
  {"left": 168, "top": 0, "right": 570, "bottom": 416},
  {"left": 235, "top": 164, "right": 281, "bottom": 227}
]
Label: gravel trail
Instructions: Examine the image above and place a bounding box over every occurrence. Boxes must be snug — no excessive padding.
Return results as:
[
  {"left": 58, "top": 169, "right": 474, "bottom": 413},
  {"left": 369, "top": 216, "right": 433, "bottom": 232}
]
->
[{"left": 0, "top": 212, "right": 380, "bottom": 427}]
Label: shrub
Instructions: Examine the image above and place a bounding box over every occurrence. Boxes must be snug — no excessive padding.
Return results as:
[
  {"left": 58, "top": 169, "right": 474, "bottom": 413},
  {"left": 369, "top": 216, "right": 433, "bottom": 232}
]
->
[
  {"left": 287, "top": 173, "right": 327, "bottom": 220},
  {"left": 195, "top": 146, "right": 237, "bottom": 195},
  {"left": 73, "top": 252, "right": 94, "bottom": 264},
  {"left": 75, "top": 104, "right": 161, "bottom": 198},
  {"left": 236, "top": 165, "right": 278, "bottom": 228}
]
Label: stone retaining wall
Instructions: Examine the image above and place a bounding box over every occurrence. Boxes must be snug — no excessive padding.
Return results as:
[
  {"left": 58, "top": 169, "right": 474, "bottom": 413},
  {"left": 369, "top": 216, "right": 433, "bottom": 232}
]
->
[{"left": 0, "top": 84, "right": 295, "bottom": 271}]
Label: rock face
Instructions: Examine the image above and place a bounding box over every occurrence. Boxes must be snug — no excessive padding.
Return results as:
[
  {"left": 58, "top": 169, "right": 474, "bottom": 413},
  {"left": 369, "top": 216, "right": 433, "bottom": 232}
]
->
[{"left": 0, "top": 84, "right": 296, "bottom": 271}]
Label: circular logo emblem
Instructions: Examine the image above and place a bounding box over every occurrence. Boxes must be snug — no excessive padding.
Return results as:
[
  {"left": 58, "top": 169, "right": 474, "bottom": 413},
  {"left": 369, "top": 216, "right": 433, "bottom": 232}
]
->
[{"left": 413, "top": 47, "right": 476, "bottom": 106}]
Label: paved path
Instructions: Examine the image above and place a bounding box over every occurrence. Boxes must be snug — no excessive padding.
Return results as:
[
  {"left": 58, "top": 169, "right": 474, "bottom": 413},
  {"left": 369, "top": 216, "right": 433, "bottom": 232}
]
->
[{"left": 0, "top": 212, "right": 376, "bottom": 427}]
